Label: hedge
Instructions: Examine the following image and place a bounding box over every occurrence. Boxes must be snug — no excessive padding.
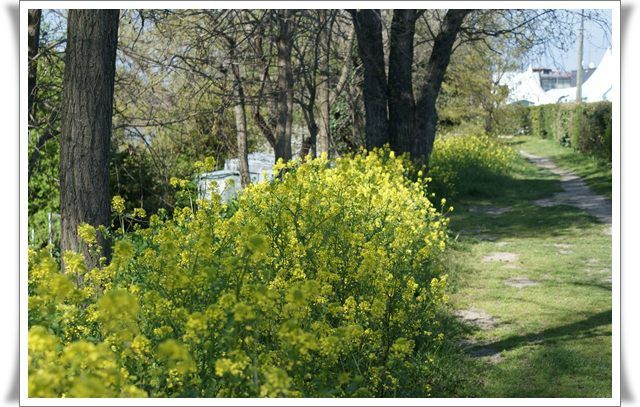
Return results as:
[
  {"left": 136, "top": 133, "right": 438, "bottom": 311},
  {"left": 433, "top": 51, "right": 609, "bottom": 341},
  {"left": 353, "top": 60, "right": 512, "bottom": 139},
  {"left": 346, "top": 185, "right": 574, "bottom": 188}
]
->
[{"left": 493, "top": 101, "right": 612, "bottom": 161}]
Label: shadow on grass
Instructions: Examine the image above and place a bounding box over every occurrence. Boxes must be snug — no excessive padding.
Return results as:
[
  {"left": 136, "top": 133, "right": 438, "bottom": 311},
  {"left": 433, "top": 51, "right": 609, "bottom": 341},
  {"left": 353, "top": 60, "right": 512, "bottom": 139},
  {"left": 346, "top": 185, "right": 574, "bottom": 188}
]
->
[
  {"left": 503, "top": 139, "right": 526, "bottom": 146},
  {"left": 477, "top": 311, "right": 613, "bottom": 397},
  {"left": 444, "top": 156, "right": 608, "bottom": 240},
  {"left": 570, "top": 280, "right": 612, "bottom": 291},
  {"left": 472, "top": 310, "right": 611, "bottom": 355},
  {"left": 427, "top": 311, "right": 489, "bottom": 397},
  {"left": 487, "top": 341, "right": 612, "bottom": 397},
  {"left": 441, "top": 159, "right": 563, "bottom": 206},
  {"left": 450, "top": 203, "right": 599, "bottom": 240},
  {"left": 432, "top": 307, "right": 611, "bottom": 397}
]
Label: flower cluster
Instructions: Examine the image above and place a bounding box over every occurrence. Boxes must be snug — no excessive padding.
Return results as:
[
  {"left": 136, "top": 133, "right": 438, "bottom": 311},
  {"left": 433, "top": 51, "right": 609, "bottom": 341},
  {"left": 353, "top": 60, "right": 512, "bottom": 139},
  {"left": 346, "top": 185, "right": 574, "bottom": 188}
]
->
[{"left": 28, "top": 149, "right": 451, "bottom": 398}]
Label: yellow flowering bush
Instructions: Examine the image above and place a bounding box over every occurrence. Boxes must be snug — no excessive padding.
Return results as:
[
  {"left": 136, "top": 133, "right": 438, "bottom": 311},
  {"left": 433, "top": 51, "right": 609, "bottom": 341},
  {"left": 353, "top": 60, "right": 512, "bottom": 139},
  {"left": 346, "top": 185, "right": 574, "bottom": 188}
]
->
[
  {"left": 111, "top": 195, "right": 126, "bottom": 215},
  {"left": 428, "top": 134, "right": 515, "bottom": 198},
  {"left": 28, "top": 149, "right": 452, "bottom": 398}
]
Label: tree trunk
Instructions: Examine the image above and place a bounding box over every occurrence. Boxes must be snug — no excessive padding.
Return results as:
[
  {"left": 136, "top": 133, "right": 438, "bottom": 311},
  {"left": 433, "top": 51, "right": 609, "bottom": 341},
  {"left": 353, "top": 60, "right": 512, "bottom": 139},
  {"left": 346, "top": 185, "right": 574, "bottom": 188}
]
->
[
  {"left": 253, "top": 108, "right": 277, "bottom": 151},
  {"left": 414, "top": 9, "right": 470, "bottom": 164},
  {"left": 388, "top": 10, "right": 417, "bottom": 155},
  {"left": 231, "top": 62, "right": 250, "bottom": 188},
  {"left": 28, "top": 9, "right": 41, "bottom": 125},
  {"left": 275, "top": 10, "right": 294, "bottom": 162},
  {"left": 300, "top": 122, "right": 317, "bottom": 159},
  {"left": 299, "top": 89, "right": 318, "bottom": 159},
  {"left": 352, "top": 10, "right": 389, "bottom": 150},
  {"left": 316, "top": 10, "right": 331, "bottom": 157},
  {"left": 60, "top": 10, "right": 119, "bottom": 270}
]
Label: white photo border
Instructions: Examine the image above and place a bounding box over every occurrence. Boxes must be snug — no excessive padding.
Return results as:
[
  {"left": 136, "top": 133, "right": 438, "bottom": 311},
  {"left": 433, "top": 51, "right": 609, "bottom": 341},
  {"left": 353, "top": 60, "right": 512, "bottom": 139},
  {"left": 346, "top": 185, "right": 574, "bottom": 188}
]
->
[{"left": 18, "top": 1, "right": 622, "bottom": 406}]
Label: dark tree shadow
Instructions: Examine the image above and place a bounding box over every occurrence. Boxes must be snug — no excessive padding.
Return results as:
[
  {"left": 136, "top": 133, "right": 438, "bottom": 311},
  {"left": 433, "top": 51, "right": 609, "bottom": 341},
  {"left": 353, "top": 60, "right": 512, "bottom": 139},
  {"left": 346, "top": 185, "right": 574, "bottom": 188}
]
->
[
  {"left": 451, "top": 200, "right": 601, "bottom": 241},
  {"left": 458, "top": 310, "right": 613, "bottom": 397},
  {"left": 471, "top": 310, "right": 611, "bottom": 355},
  {"left": 489, "top": 342, "right": 612, "bottom": 398}
]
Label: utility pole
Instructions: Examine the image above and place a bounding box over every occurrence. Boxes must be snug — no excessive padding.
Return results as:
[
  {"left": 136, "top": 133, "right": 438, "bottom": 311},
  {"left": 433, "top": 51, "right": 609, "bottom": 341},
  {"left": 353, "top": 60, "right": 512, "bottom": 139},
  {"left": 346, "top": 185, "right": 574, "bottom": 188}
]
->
[{"left": 576, "top": 10, "right": 584, "bottom": 103}]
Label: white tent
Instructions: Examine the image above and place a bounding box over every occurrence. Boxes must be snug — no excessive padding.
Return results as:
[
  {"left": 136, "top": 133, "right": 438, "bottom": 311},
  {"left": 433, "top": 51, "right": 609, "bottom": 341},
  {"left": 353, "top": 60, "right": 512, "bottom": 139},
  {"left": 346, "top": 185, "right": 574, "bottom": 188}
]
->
[
  {"left": 581, "top": 48, "right": 613, "bottom": 102},
  {"left": 499, "top": 65, "right": 548, "bottom": 106},
  {"left": 543, "top": 86, "right": 576, "bottom": 104},
  {"left": 502, "top": 49, "right": 614, "bottom": 106},
  {"left": 541, "top": 48, "right": 613, "bottom": 104}
]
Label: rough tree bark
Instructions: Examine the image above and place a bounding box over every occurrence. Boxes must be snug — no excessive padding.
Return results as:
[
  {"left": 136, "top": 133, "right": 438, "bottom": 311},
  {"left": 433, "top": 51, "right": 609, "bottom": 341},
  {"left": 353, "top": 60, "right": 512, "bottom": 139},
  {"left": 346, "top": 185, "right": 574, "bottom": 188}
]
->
[
  {"left": 274, "top": 10, "right": 294, "bottom": 162},
  {"left": 352, "top": 9, "right": 389, "bottom": 149},
  {"left": 388, "top": 10, "right": 417, "bottom": 155},
  {"left": 297, "top": 77, "right": 317, "bottom": 159},
  {"left": 414, "top": 9, "right": 471, "bottom": 163},
  {"left": 28, "top": 9, "right": 41, "bottom": 124},
  {"left": 60, "top": 9, "right": 119, "bottom": 270}
]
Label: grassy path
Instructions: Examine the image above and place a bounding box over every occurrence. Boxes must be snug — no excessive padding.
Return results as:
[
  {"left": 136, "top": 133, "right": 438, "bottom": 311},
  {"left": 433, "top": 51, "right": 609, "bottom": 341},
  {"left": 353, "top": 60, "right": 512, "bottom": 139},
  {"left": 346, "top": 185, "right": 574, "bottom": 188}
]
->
[{"left": 446, "top": 135, "right": 612, "bottom": 397}]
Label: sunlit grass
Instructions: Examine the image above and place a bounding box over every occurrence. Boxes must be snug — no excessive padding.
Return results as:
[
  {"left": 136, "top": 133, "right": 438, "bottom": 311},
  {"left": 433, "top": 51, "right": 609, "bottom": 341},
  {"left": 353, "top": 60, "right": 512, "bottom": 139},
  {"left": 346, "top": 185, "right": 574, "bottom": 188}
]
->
[
  {"left": 508, "top": 135, "right": 612, "bottom": 198},
  {"left": 444, "top": 137, "right": 612, "bottom": 397}
]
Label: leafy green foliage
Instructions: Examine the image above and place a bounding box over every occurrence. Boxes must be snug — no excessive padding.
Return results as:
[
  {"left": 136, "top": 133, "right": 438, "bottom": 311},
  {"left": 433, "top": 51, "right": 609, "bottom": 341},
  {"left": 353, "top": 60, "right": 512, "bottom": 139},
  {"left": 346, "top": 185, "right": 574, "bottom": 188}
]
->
[
  {"left": 428, "top": 134, "right": 516, "bottom": 200},
  {"left": 571, "top": 102, "right": 612, "bottom": 161},
  {"left": 329, "top": 86, "right": 366, "bottom": 155},
  {"left": 28, "top": 14, "right": 66, "bottom": 250},
  {"left": 436, "top": 40, "right": 515, "bottom": 135},
  {"left": 29, "top": 149, "right": 454, "bottom": 398},
  {"left": 491, "top": 103, "right": 531, "bottom": 136},
  {"left": 506, "top": 102, "right": 612, "bottom": 161}
]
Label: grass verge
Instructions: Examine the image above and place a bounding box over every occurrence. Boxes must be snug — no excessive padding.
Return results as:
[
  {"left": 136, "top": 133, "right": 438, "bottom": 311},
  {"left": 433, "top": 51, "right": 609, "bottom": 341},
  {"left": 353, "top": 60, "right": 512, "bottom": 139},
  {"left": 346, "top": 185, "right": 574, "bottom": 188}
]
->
[
  {"left": 507, "top": 135, "right": 612, "bottom": 198},
  {"left": 443, "top": 137, "right": 612, "bottom": 397}
]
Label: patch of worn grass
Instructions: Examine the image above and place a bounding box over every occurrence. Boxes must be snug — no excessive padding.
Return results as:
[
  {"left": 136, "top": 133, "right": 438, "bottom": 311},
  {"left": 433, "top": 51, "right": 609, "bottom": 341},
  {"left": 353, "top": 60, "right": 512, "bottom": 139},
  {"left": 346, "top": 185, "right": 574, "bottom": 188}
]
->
[
  {"left": 506, "top": 135, "right": 612, "bottom": 198},
  {"left": 444, "top": 139, "right": 612, "bottom": 398}
]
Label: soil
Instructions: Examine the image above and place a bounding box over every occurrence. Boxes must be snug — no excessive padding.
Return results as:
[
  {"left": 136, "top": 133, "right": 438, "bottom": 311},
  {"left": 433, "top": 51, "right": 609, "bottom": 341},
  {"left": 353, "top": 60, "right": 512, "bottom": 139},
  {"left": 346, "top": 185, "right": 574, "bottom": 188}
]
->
[{"left": 520, "top": 150, "right": 612, "bottom": 224}]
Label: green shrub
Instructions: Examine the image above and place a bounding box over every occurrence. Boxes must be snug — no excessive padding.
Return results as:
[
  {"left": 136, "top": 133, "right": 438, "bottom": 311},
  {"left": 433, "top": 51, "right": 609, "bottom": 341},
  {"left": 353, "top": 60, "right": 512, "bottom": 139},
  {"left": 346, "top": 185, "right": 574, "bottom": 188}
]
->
[
  {"left": 491, "top": 104, "right": 531, "bottom": 136},
  {"left": 573, "top": 102, "right": 612, "bottom": 161},
  {"left": 513, "top": 102, "right": 611, "bottom": 161},
  {"left": 29, "top": 150, "right": 454, "bottom": 398},
  {"left": 529, "top": 104, "right": 558, "bottom": 140},
  {"left": 428, "top": 134, "right": 515, "bottom": 199},
  {"left": 555, "top": 104, "right": 575, "bottom": 147}
]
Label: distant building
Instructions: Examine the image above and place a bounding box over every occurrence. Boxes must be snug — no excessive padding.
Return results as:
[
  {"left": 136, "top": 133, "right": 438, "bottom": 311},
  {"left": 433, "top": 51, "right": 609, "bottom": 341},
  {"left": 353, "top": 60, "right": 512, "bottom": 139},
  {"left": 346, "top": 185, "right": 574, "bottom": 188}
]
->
[
  {"left": 499, "top": 48, "right": 613, "bottom": 106},
  {"left": 533, "top": 67, "right": 597, "bottom": 91},
  {"left": 534, "top": 68, "right": 573, "bottom": 91}
]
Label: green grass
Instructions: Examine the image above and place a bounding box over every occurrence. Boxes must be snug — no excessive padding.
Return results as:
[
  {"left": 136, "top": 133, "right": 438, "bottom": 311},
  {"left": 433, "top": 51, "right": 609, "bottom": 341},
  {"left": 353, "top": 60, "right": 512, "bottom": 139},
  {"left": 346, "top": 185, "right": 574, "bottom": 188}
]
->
[
  {"left": 443, "top": 138, "right": 612, "bottom": 398},
  {"left": 507, "top": 135, "right": 612, "bottom": 198}
]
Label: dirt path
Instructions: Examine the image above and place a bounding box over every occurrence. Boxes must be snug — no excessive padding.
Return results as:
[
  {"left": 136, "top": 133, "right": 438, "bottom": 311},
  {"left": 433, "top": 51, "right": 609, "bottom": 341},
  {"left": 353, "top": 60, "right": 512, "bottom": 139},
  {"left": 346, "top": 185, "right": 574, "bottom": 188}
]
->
[{"left": 519, "top": 150, "right": 612, "bottom": 224}]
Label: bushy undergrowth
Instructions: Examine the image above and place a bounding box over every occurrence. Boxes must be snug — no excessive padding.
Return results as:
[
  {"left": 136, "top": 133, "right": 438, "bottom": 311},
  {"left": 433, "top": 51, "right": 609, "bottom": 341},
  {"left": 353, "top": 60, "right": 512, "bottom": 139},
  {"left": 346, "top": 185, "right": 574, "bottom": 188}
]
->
[
  {"left": 29, "top": 150, "right": 455, "bottom": 398},
  {"left": 428, "top": 134, "right": 515, "bottom": 199},
  {"left": 493, "top": 102, "right": 612, "bottom": 161}
]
